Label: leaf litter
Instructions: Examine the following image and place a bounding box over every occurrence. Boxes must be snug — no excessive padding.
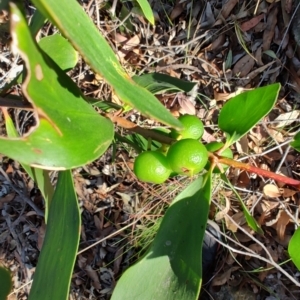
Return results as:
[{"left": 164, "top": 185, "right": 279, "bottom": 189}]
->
[{"left": 0, "top": 0, "right": 300, "bottom": 299}]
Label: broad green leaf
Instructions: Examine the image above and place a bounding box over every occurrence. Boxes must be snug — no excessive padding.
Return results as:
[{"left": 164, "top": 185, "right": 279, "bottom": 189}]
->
[
  {"left": 29, "top": 8, "right": 46, "bottom": 37},
  {"left": 219, "top": 83, "right": 280, "bottom": 144},
  {"left": 289, "top": 227, "right": 300, "bottom": 270},
  {"left": 111, "top": 176, "right": 211, "bottom": 300},
  {"left": 133, "top": 73, "right": 196, "bottom": 94},
  {"left": 135, "top": 0, "right": 155, "bottom": 25},
  {"left": 4, "top": 110, "right": 54, "bottom": 221},
  {"left": 32, "top": 0, "right": 182, "bottom": 129},
  {"left": 290, "top": 131, "right": 300, "bottom": 152},
  {"left": 221, "top": 174, "right": 263, "bottom": 234},
  {"left": 0, "top": 266, "right": 12, "bottom": 300},
  {"left": 28, "top": 170, "right": 80, "bottom": 300},
  {"left": 39, "top": 34, "right": 78, "bottom": 71},
  {"left": 1, "top": 4, "right": 113, "bottom": 170}
]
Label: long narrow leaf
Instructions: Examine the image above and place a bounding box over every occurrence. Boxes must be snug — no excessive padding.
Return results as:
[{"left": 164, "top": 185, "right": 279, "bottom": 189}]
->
[
  {"left": 112, "top": 175, "right": 212, "bottom": 300},
  {"left": 31, "top": 0, "right": 181, "bottom": 129},
  {"left": 28, "top": 170, "right": 80, "bottom": 300}
]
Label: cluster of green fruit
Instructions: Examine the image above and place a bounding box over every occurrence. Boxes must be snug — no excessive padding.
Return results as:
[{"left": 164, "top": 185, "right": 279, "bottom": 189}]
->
[{"left": 133, "top": 115, "right": 233, "bottom": 184}]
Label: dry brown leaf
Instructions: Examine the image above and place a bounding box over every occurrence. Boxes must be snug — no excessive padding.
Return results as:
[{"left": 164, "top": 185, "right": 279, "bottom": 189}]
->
[
  {"left": 245, "top": 244, "right": 263, "bottom": 260},
  {"left": 225, "top": 211, "right": 245, "bottom": 232},
  {"left": 215, "top": 196, "right": 231, "bottom": 221},
  {"left": 178, "top": 97, "right": 196, "bottom": 115},
  {"left": 85, "top": 265, "right": 101, "bottom": 290},
  {"left": 214, "top": 87, "right": 245, "bottom": 101},
  {"left": 232, "top": 54, "right": 255, "bottom": 77},
  {"left": 237, "top": 61, "right": 274, "bottom": 86},
  {"left": 220, "top": 0, "right": 239, "bottom": 19},
  {"left": 170, "top": 0, "right": 185, "bottom": 20},
  {"left": 201, "top": 130, "right": 216, "bottom": 143},
  {"left": 237, "top": 135, "right": 249, "bottom": 154},
  {"left": 94, "top": 215, "right": 102, "bottom": 238},
  {"left": 276, "top": 210, "right": 290, "bottom": 240},
  {"left": 266, "top": 128, "right": 285, "bottom": 143},
  {"left": 273, "top": 111, "right": 300, "bottom": 128},
  {"left": 263, "top": 6, "right": 278, "bottom": 51},
  {"left": 114, "top": 246, "right": 124, "bottom": 274},
  {"left": 279, "top": 188, "right": 297, "bottom": 198},
  {"left": 240, "top": 14, "right": 265, "bottom": 31},
  {"left": 0, "top": 192, "right": 15, "bottom": 209},
  {"left": 211, "top": 266, "right": 240, "bottom": 286},
  {"left": 211, "top": 34, "right": 226, "bottom": 51},
  {"left": 236, "top": 170, "right": 251, "bottom": 188},
  {"left": 263, "top": 184, "right": 281, "bottom": 198}
]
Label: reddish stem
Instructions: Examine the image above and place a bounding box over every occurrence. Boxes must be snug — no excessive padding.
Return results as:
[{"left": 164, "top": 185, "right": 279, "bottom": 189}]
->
[{"left": 217, "top": 156, "right": 300, "bottom": 190}]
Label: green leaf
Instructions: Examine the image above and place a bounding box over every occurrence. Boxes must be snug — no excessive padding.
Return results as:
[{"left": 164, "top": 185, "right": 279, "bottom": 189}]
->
[
  {"left": 4, "top": 110, "right": 54, "bottom": 221},
  {"left": 31, "top": 0, "right": 181, "bottom": 129},
  {"left": 39, "top": 34, "right": 78, "bottom": 71},
  {"left": 28, "top": 170, "right": 80, "bottom": 300},
  {"left": 288, "top": 227, "right": 300, "bottom": 270},
  {"left": 29, "top": 8, "right": 46, "bottom": 36},
  {"left": 135, "top": 0, "right": 154, "bottom": 25},
  {"left": 111, "top": 176, "right": 211, "bottom": 300},
  {"left": 0, "top": 0, "right": 9, "bottom": 11},
  {"left": 133, "top": 73, "right": 196, "bottom": 94},
  {"left": 290, "top": 131, "right": 300, "bottom": 152},
  {"left": 1, "top": 4, "right": 114, "bottom": 170},
  {"left": 221, "top": 174, "right": 263, "bottom": 234},
  {"left": 0, "top": 266, "right": 12, "bottom": 300},
  {"left": 219, "top": 83, "right": 280, "bottom": 144}
]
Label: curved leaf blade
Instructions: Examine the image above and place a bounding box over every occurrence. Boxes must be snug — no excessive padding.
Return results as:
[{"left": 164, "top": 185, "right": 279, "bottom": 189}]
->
[
  {"left": 28, "top": 170, "right": 80, "bottom": 300},
  {"left": 218, "top": 83, "right": 280, "bottom": 143},
  {"left": 290, "top": 131, "right": 300, "bottom": 152},
  {"left": 111, "top": 176, "right": 212, "bottom": 300},
  {"left": 135, "top": 0, "right": 155, "bottom": 25},
  {"left": 0, "top": 266, "right": 12, "bottom": 300},
  {"left": 38, "top": 34, "right": 78, "bottom": 71},
  {"left": 1, "top": 4, "right": 114, "bottom": 170},
  {"left": 288, "top": 227, "right": 300, "bottom": 270},
  {"left": 31, "top": 0, "right": 181, "bottom": 129},
  {"left": 133, "top": 73, "right": 196, "bottom": 94}
]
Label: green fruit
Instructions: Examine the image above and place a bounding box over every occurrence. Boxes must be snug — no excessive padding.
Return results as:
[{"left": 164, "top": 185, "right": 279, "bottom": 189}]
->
[
  {"left": 170, "top": 114, "right": 204, "bottom": 140},
  {"left": 134, "top": 151, "right": 171, "bottom": 184},
  {"left": 205, "top": 142, "right": 233, "bottom": 173},
  {"left": 167, "top": 139, "right": 208, "bottom": 176}
]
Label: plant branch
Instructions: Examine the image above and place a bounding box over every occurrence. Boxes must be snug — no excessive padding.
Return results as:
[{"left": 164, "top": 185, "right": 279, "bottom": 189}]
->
[
  {"left": 215, "top": 155, "right": 300, "bottom": 189},
  {"left": 108, "top": 115, "right": 175, "bottom": 145},
  {"left": 0, "top": 96, "right": 34, "bottom": 111}
]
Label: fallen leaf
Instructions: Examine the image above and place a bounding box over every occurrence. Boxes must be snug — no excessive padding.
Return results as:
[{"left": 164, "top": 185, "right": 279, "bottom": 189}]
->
[
  {"left": 220, "top": 0, "right": 239, "bottom": 19},
  {"left": 263, "top": 6, "right": 278, "bottom": 51},
  {"left": 0, "top": 192, "right": 15, "bottom": 209},
  {"left": 85, "top": 265, "right": 101, "bottom": 290},
  {"left": 273, "top": 111, "right": 300, "bottom": 128},
  {"left": 240, "top": 14, "right": 265, "bottom": 32},
  {"left": 276, "top": 210, "right": 290, "bottom": 240},
  {"left": 225, "top": 211, "right": 245, "bottom": 232},
  {"left": 211, "top": 266, "right": 240, "bottom": 286},
  {"left": 215, "top": 196, "right": 231, "bottom": 221},
  {"left": 232, "top": 54, "right": 255, "bottom": 77},
  {"left": 245, "top": 243, "right": 263, "bottom": 260},
  {"left": 263, "top": 184, "right": 281, "bottom": 198}
]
